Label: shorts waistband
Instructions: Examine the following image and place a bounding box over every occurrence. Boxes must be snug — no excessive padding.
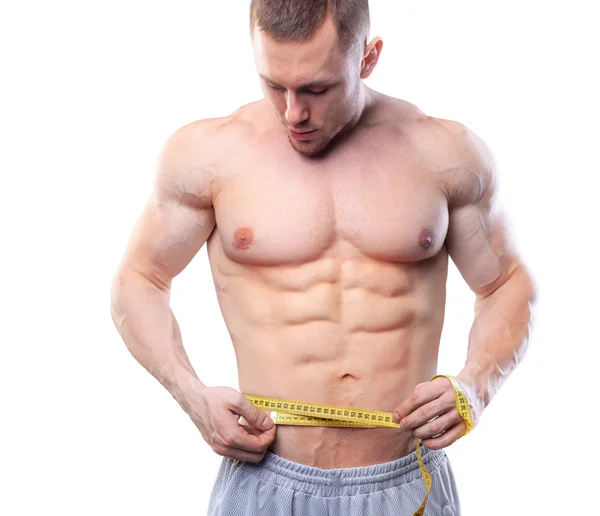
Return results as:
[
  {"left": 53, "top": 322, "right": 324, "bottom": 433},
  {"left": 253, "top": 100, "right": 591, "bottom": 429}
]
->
[{"left": 242, "top": 445, "right": 447, "bottom": 496}]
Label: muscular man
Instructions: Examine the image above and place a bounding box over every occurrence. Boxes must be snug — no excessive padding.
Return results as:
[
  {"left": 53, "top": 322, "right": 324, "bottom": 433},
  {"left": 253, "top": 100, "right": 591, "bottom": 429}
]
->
[{"left": 111, "top": 1, "right": 536, "bottom": 514}]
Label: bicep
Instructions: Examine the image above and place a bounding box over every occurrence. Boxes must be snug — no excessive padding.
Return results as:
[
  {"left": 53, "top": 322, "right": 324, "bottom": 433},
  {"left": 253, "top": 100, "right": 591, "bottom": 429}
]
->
[
  {"left": 122, "top": 192, "right": 216, "bottom": 290},
  {"left": 444, "top": 127, "right": 519, "bottom": 297},
  {"left": 120, "top": 124, "right": 217, "bottom": 289},
  {"left": 447, "top": 195, "right": 517, "bottom": 297}
]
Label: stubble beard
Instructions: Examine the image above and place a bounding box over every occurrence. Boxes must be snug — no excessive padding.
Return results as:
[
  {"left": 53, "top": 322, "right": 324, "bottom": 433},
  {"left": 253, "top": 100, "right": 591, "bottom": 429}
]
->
[
  {"left": 288, "top": 132, "right": 335, "bottom": 158},
  {"left": 285, "top": 92, "right": 363, "bottom": 158}
]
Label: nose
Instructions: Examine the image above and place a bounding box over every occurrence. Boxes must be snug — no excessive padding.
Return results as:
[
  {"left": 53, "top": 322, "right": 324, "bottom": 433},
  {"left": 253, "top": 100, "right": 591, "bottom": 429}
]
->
[{"left": 285, "top": 92, "right": 309, "bottom": 126}]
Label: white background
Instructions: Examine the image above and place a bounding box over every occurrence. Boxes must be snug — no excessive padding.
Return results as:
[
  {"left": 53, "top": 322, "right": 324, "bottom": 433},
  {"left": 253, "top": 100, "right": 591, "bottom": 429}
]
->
[{"left": 1, "top": 1, "right": 598, "bottom": 514}]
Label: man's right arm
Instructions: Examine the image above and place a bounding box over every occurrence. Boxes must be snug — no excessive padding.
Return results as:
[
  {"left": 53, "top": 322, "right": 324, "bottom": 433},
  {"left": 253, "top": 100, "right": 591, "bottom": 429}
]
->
[
  {"left": 110, "top": 120, "right": 275, "bottom": 462},
  {"left": 110, "top": 121, "right": 217, "bottom": 411}
]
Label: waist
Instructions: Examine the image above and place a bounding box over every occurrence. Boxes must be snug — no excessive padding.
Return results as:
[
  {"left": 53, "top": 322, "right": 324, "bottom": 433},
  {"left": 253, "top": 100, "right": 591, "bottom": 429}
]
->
[{"left": 268, "top": 425, "right": 417, "bottom": 468}]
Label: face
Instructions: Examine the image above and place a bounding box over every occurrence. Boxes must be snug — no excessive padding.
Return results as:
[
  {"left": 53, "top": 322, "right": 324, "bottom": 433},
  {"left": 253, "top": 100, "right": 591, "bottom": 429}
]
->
[{"left": 252, "top": 17, "right": 366, "bottom": 157}]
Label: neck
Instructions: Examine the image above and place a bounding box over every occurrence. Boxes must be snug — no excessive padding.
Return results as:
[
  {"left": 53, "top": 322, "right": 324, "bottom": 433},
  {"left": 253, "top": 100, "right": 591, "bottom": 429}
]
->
[{"left": 341, "top": 84, "right": 376, "bottom": 134}]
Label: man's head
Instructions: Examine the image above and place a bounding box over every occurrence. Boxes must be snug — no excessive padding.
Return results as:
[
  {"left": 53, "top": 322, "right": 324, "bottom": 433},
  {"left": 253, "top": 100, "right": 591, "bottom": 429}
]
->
[{"left": 250, "top": 0, "right": 382, "bottom": 157}]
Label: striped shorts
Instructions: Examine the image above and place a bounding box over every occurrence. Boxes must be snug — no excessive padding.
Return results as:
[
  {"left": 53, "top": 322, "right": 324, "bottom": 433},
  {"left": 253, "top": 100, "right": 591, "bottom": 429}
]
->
[{"left": 207, "top": 446, "right": 461, "bottom": 515}]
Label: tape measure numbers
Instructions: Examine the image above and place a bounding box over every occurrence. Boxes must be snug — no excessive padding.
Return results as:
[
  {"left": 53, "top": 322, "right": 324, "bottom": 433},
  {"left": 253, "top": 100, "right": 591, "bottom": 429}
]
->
[
  {"left": 431, "top": 374, "right": 474, "bottom": 435},
  {"left": 244, "top": 374, "right": 473, "bottom": 516},
  {"left": 244, "top": 396, "right": 400, "bottom": 428}
]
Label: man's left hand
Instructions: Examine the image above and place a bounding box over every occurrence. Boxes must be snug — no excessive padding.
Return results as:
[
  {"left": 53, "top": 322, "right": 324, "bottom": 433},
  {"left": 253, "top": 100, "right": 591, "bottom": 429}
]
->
[{"left": 392, "top": 376, "right": 471, "bottom": 450}]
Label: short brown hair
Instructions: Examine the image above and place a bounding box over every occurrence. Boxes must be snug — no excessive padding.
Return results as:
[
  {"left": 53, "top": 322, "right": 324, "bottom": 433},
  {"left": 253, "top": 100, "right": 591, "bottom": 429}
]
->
[{"left": 250, "top": 0, "right": 370, "bottom": 54}]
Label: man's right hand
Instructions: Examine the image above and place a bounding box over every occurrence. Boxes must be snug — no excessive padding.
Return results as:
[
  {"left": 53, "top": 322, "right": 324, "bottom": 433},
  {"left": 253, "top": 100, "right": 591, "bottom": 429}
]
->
[{"left": 187, "top": 386, "right": 276, "bottom": 462}]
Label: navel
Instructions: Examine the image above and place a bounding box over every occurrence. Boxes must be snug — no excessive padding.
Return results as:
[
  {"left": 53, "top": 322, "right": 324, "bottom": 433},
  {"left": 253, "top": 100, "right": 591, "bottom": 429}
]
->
[
  {"left": 419, "top": 228, "right": 436, "bottom": 250},
  {"left": 233, "top": 227, "right": 255, "bottom": 251}
]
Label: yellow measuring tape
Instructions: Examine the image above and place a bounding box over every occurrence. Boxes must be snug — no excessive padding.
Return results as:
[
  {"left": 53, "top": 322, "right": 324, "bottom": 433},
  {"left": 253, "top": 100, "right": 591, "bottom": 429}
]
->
[
  {"left": 430, "top": 374, "right": 474, "bottom": 436},
  {"left": 245, "top": 374, "right": 473, "bottom": 516}
]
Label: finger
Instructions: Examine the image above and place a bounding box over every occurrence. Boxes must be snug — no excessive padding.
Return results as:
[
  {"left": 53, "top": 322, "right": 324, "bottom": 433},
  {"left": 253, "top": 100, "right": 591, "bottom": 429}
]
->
[
  {"left": 213, "top": 443, "right": 267, "bottom": 463},
  {"left": 238, "top": 410, "right": 271, "bottom": 429},
  {"left": 400, "top": 390, "right": 456, "bottom": 430},
  {"left": 238, "top": 422, "right": 266, "bottom": 436},
  {"left": 393, "top": 381, "right": 447, "bottom": 422},
  {"left": 223, "top": 420, "right": 276, "bottom": 454},
  {"left": 421, "top": 421, "right": 467, "bottom": 450},
  {"left": 221, "top": 427, "right": 271, "bottom": 454},
  {"left": 413, "top": 410, "right": 462, "bottom": 440},
  {"left": 243, "top": 422, "right": 277, "bottom": 440},
  {"left": 233, "top": 397, "right": 274, "bottom": 430},
  {"left": 236, "top": 422, "right": 277, "bottom": 451}
]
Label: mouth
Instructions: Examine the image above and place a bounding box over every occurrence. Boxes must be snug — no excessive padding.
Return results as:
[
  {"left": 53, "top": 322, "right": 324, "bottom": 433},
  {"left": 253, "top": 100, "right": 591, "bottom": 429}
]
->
[{"left": 289, "top": 129, "right": 317, "bottom": 141}]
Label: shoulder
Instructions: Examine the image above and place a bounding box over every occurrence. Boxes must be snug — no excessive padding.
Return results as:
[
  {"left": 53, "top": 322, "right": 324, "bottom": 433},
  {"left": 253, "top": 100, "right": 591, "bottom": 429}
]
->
[
  {"left": 410, "top": 115, "right": 497, "bottom": 207},
  {"left": 158, "top": 102, "right": 262, "bottom": 171},
  {"left": 154, "top": 103, "right": 263, "bottom": 207},
  {"left": 369, "top": 96, "right": 496, "bottom": 206}
]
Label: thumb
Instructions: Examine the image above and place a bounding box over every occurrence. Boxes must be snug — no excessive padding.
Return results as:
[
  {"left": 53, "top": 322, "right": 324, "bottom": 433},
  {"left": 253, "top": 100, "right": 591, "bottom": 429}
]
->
[{"left": 237, "top": 398, "right": 274, "bottom": 430}]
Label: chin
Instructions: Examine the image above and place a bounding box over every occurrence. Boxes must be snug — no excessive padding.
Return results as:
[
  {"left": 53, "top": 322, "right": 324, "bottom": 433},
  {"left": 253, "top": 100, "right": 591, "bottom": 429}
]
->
[{"left": 288, "top": 134, "right": 334, "bottom": 158}]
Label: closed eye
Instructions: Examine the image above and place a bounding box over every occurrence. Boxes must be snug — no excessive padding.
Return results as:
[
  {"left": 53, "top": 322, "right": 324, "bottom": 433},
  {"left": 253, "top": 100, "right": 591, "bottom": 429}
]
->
[
  {"left": 267, "top": 83, "right": 329, "bottom": 96},
  {"left": 267, "top": 83, "right": 285, "bottom": 92}
]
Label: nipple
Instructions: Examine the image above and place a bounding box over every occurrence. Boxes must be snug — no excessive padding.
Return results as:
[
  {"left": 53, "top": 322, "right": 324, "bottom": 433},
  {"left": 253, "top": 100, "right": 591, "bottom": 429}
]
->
[
  {"left": 419, "top": 228, "right": 436, "bottom": 250},
  {"left": 233, "top": 227, "right": 255, "bottom": 250}
]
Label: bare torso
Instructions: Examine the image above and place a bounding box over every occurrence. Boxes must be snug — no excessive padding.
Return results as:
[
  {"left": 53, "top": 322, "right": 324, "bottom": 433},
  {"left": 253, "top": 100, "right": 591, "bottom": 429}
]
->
[{"left": 197, "top": 91, "right": 472, "bottom": 468}]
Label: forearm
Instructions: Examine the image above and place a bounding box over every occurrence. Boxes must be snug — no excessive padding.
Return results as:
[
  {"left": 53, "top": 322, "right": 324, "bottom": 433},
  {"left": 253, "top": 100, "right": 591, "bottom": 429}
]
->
[
  {"left": 458, "top": 265, "right": 536, "bottom": 412},
  {"left": 110, "top": 265, "right": 205, "bottom": 410}
]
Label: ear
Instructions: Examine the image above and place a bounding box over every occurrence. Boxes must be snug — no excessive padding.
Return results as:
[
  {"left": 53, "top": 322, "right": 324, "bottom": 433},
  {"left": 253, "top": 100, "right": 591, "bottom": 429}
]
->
[{"left": 360, "top": 37, "right": 383, "bottom": 79}]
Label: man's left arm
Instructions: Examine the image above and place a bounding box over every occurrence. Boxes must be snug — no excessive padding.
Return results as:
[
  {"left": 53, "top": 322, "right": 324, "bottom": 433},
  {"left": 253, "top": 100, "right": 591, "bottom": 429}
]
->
[{"left": 393, "top": 123, "right": 537, "bottom": 449}]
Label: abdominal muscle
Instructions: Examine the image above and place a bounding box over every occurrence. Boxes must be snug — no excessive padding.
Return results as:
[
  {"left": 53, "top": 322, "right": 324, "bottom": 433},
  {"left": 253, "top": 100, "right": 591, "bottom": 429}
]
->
[
  {"left": 237, "top": 327, "right": 441, "bottom": 469},
  {"left": 209, "top": 244, "right": 448, "bottom": 469}
]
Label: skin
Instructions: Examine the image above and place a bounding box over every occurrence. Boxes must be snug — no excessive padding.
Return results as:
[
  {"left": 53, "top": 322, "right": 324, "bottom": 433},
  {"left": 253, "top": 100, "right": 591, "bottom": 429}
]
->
[{"left": 111, "top": 14, "right": 536, "bottom": 469}]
